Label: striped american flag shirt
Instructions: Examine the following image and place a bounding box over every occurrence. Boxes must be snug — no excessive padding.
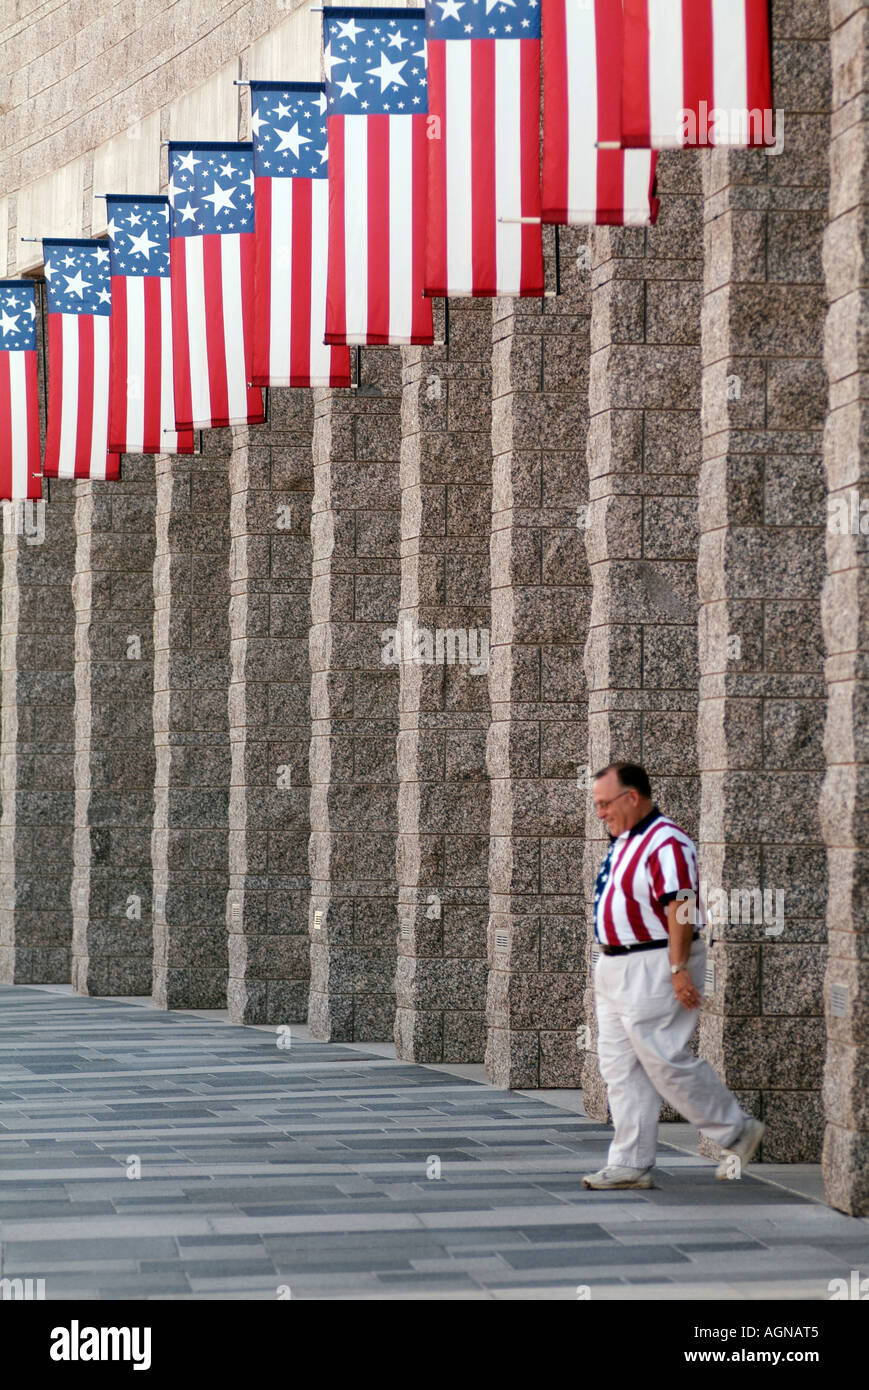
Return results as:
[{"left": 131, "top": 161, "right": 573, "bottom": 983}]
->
[{"left": 593, "top": 806, "right": 703, "bottom": 947}]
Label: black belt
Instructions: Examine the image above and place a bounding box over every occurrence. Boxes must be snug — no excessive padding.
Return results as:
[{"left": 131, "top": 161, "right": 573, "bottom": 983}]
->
[{"left": 598, "top": 931, "right": 699, "bottom": 958}]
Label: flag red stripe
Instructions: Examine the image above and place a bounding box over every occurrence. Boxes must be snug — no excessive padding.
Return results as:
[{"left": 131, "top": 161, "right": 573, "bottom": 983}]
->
[
  {"left": 109, "top": 274, "right": 128, "bottom": 454},
  {"left": 25, "top": 350, "right": 41, "bottom": 498},
  {"left": 366, "top": 115, "right": 390, "bottom": 343},
  {"left": 621, "top": 0, "right": 652, "bottom": 148},
  {"left": 425, "top": 40, "right": 448, "bottom": 297},
  {"left": 541, "top": 0, "right": 569, "bottom": 221},
  {"left": 43, "top": 315, "right": 63, "bottom": 477},
  {"left": 746, "top": 0, "right": 772, "bottom": 117},
  {"left": 329, "top": 344, "right": 351, "bottom": 386},
  {"left": 142, "top": 273, "right": 163, "bottom": 452},
  {"left": 683, "top": 0, "right": 714, "bottom": 143},
  {"left": 170, "top": 238, "right": 193, "bottom": 431},
  {"left": 470, "top": 40, "right": 496, "bottom": 296},
  {"left": 252, "top": 174, "right": 272, "bottom": 386},
  {"left": 518, "top": 38, "right": 544, "bottom": 294},
  {"left": 325, "top": 117, "right": 347, "bottom": 346},
  {"left": 75, "top": 314, "right": 94, "bottom": 478},
  {"left": 410, "top": 114, "right": 431, "bottom": 341},
  {"left": 595, "top": 0, "right": 625, "bottom": 222},
  {"left": 290, "top": 178, "right": 312, "bottom": 384},
  {"left": 238, "top": 232, "right": 262, "bottom": 418},
  {"left": 0, "top": 355, "right": 12, "bottom": 497}
]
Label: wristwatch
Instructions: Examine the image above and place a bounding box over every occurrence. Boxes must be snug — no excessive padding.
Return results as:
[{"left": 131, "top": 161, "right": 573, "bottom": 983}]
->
[{"left": 670, "top": 962, "right": 689, "bottom": 975}]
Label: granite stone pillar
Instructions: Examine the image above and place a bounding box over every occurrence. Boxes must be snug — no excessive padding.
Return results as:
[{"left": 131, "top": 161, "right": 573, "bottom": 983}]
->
[
  {"left": 697, "top": 8, "right": 831, "bottom": 1162},
  {"left": 582, "top": 158, "right": 704, "bottom": 1117},
  {"left": 151, "top": 434, "right": 232, "bottom": 1009},
  {"left": 394, "top": 302, "right": 491, "bottom": 1064},
  {"left": 307, "top": 351, "right": 402, "bottom": 1041},
  {"left": 227, "top": 392, "right": 314, "bottom": 1025},
  {"left": 71, "top": 461, "right": 156, "bottom": 995},
  {"left": 820, "top": 0, "right": 869, "bottom": 1213},
  {"left": 486, "top": 228, "right": 592, "bottom": 1089},
  {"left": 1, "top": 483, "right": 77, "bottom": 984}
]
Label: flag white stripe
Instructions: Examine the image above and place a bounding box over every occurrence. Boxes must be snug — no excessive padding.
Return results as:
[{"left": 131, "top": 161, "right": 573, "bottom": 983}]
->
[
  {"left": 58, "top": 314, "right": 79, "bottom": 479},
  {"left": 271, "top": 180, "right": 293, "bottom": 384},
  {"left": 565, "top": 0, "right": 598, "bottom": 221},
  {"left": 310, "top": 179, "right": 332, "bottom": 382},
  {"left": 159, "top": 276, "right": 179, "bottom": 453},
  {"left": 494, "top": 40, "right": 522, "bottom": 296},
  {"left": 445, "top": 42, "right": 473, "bottom": 297},
  {"left": 344, "top": 116, "right": 368, "bottom": 343},
  {"left": 623, "top": 150, "right": 654, "bottom": 225},
  {"left": 712, "top": 0, "right": 749, "bottom": 138},
  {"left": 184, "top": 238, "right": 210, "bottom": 427},
  {"left": 90, "top": 315, "right": 111, "bottom": 480},
  {"left": 8, "top": 350, "right": 28, "bottom": 499},
  {"left": 388, "top": 116, "right": 413, "bottom": 344},
  {"left": 220, "top": 235, "right": 247, "bottom": 421},
  {"left": 648, "top": 0, "right": 684, "bottom": 148},
  {"left": 125, "top": 276, "right": 145, "bottom": 454}
]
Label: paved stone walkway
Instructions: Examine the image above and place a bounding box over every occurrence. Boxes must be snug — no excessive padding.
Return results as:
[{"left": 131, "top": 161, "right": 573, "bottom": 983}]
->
[{"left": 1, "top": 984, "right": 867, "bottom": 1301}]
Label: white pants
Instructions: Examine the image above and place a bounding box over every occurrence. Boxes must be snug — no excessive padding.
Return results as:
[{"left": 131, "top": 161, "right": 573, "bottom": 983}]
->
[{"left": 594, "top": 937, "right": 746, "bottom": 1170}]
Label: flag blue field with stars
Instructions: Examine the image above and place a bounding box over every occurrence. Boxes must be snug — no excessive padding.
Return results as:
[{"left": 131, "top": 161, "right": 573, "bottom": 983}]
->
[
  {"left": 41, "top": 239, "right": 118, "bottom": 480},
  {"left": 322, "top": 7, "right": 434, "bottom": 346},
  {"left": 0, "top": 279, "right": 41, "bottom": 499},
  {"left": 249, "top": 82, "right": 351, "bottom": 388},
  {"left": 105, "top": 195, "right": 193, "bottom": 455}
]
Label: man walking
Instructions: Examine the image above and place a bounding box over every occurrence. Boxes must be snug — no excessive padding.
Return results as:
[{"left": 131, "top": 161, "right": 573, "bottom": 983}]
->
[{"left": 581, "top": 763, "right": 764, "bottom": 1190}]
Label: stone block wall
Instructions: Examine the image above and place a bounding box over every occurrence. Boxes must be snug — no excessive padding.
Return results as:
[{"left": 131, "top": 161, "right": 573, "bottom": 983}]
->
[
  {"left": 71, "top": 459, "right": 156, "bottom": 996},
  {"left": 307, "top": 352, "right": 402, "bottom": 1041},
  {"left": 486, "top": 228, "right": 592, "bottom": 1089},
  {"left": 582, "top": 155, "right": 705, "bottom": 1116},
  {"left": 227, "top": 393, "right": 315, "bottom": 1026},
  {"left": 151, "top": 436, "right": 232, "bottom": 1010},
  {"left": 0, "top": 0, "right": 866, "bottom": 1217},
  {"left": 1, "top": 480, "right": 77, "bottom": 984},
  {"left": 820, "top": 0, "right": 869, "bottom": 1213},
  {"left": 394, "top": 301, "right": 492, "bottom": 1064},
  {"left": 696, "top": 0, "right": 831, "bottom": 1163}
]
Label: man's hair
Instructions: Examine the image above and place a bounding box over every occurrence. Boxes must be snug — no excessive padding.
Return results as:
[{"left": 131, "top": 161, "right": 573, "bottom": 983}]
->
[{"left": 593, "top": 762, "right": 652, "bottom": 800}]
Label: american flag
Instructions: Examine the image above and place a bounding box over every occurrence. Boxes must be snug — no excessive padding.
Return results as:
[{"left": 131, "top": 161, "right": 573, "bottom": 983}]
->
[
  {"left": 621, "top": 0, "right": 772, "bottom": 149},
  {"left": 0, "top": 279, "right": 41, "bottom": 500},
  {"left": 106, "top": 195, "right": 195, "bottom": 454},
  {"left": 250, "top": 81, "right": 351, "bottom": 387},
  {"left": 42, "top": 239, "right": 120, "bottom": 481},
  {"left": 323, "top": 7, "right": 434, "bottom": 346},
  {"left": 424, "top": 0, "right": 544, "bottom": 298},
  {"left": 542, "top": 0, "right": 659, "bottom": 226},
  {"left": 167, "top": 142, "right": 265, "bottom": 429}
]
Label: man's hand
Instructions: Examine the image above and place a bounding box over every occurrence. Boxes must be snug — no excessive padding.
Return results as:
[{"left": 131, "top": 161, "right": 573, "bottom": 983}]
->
[
  {"left": 672, "top": 967, "right": 701, "bottom": 1010},
  {"left": 667, "top": 896, "right": 701, "bottom": 1010}
]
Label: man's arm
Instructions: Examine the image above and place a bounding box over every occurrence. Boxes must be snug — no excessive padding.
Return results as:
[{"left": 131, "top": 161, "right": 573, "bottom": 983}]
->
[{"left": 666, "top": 897, "right": 701, "bottom": 1010}]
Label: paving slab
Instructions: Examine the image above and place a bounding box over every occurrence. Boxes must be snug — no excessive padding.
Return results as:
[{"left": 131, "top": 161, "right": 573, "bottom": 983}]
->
[{"left": 1, "top": 983, "right": 867, "bottom": 1301}]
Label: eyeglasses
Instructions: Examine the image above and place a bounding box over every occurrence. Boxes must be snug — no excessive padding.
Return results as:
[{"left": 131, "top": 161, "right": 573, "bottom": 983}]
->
[{"left": 594, "top": 789, "right": 634, "bottom": 813}]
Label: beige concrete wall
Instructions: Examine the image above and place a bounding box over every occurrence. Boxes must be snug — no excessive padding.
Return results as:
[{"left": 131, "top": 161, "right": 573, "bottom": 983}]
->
[
  {"left": 1, "top": 1, "right": 427, "bottom": 274},
  {"left": 0, "top": 0, "right": 314, "bottom": 273}
]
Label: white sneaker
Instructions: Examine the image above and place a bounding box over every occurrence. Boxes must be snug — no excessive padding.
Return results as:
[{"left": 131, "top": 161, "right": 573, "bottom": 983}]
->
[
  {"left": 715, "top": 1117, "right": 766, "bottom": 1180},
  {"left": 581, "top": 1165, "right": 654, "bottom": 1190}
]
